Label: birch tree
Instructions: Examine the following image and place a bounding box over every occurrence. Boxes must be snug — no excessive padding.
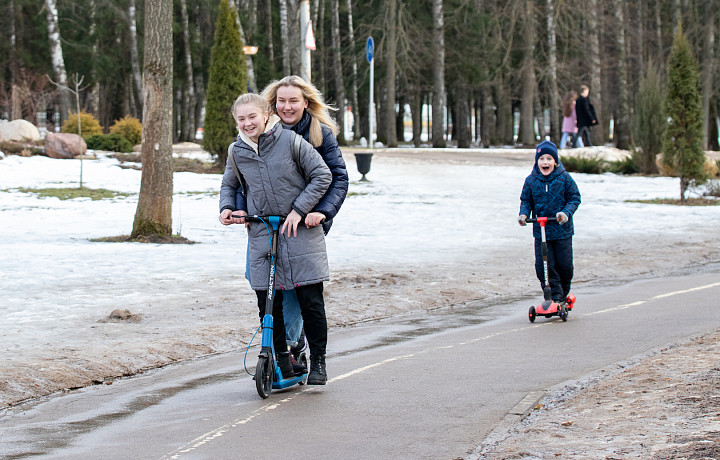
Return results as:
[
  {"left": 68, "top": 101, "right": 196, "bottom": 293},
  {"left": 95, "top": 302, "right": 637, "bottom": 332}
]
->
[
  {"left": 232, "top": 0, "right": 257, "bottom": 92},
  {"left": 279, "top": 0, "right": 291, "bottom": 75},
  {"left": 131, "top": 0, "right": 174, "bottom": 239},
  {"left": 588, "top": 0, "right": 604, "bottom": 145},
  {"left": 179, "top": 0, "right": 196, "bottom": 141},
  {"left": 700, "top": 0, "right": 715, "bottom": 149},
  {"left": 45, "top": 0, "right": 71, "bottom": 123},
  {"left": 519, "top": 0, "right": 536, "bottom": 145},
  {"left": 128, "top": 0, "right": 142, "bottom": 117},
  {"left": 546, "top": 0, "right": 560, "bottom": 142},
  {"left": 346, "top": 0, "right": 361, "bottom": 139},
  {"left": 613, "top": 0, "right": 631, "bottom": 149},
  {"left": 432, "top": 0, "right": 446, "bottom": 148}
]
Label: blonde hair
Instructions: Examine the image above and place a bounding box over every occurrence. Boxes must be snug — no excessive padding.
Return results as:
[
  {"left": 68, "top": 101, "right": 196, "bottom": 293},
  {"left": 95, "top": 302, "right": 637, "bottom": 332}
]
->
[
  {"left": 562, "top": 91, "right": 577, "bottom": 118},
  {"left": 231, "top": 93, "right": 271, "bottom": 118},
  {"left": 261, "top": 75, "right": 338, "bottom": 147}
]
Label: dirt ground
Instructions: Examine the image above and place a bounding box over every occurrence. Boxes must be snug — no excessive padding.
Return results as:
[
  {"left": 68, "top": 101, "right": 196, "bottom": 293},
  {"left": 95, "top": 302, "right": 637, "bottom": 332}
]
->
[
  {"left": 2, "top": 145, "right": 720, "bottom": 458},
  {"left": 472, "top": 328, "right": 720, "bottom": 459}
]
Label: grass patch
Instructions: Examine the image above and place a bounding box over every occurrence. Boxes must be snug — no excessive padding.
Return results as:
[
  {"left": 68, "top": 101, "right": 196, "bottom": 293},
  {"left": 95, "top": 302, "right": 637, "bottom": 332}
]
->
[
  {"left": 18, "top": 187, "right": 132, "bottom": 200},
  {"left": 347, "top": 191, "right": 370, "bottom": 197},
  {"left": 560, "top": 155, "right": 607, "bottom": 174},
  {"left": 91, "top": 234, "right": 196, "bottom": 244},
  {"left": 627, "top": 197, "right": 719, "bottom": 206}
]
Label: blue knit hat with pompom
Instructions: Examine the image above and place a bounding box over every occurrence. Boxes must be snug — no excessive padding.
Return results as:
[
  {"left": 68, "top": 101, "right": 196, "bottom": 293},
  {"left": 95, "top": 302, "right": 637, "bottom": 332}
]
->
[{"left": 535, "top": 140, "right": 559, "bottom": 164}]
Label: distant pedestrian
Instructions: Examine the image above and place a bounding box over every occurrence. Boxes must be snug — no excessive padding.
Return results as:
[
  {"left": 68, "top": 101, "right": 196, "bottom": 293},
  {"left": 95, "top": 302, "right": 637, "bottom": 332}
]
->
[
  {"left": 518, "top": 140, "right": 581, "bottom": 303},
  {"left": 572, "top": 85, "right": 597, "bottom": 147},
  {"left": 560, "top": 91, "right": 583, "bottom": 149}
]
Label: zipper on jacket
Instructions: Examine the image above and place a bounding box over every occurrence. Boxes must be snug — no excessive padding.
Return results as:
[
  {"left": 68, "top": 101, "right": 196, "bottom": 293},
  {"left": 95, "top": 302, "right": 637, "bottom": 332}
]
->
[{"left": 546, "top": 184, "right": 548, "bottom": 192}]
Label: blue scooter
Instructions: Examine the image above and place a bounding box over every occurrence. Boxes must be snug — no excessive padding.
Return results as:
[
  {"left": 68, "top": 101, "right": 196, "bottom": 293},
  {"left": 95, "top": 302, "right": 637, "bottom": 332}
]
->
[{"left": 233, "top": 214, "right": 308, "bottom": 398}]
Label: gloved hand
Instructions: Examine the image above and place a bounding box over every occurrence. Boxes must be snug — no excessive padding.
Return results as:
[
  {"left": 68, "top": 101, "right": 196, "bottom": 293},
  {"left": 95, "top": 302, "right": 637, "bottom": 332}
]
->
[
  {"left": 556, "top": 212, "right": 568, "bottom": 225},
  {"left": 518, "top": 214, "right": 527, "bottom": 226}
]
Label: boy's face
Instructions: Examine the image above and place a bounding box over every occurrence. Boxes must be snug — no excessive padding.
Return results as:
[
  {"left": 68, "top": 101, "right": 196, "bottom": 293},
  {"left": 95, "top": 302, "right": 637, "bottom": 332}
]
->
[{"left": 537, "top": 154, "right": 557, "bottom": 176}]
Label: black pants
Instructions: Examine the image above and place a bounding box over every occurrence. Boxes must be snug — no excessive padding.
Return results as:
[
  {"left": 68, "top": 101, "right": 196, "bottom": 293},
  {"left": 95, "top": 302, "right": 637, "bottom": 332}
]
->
[
  {"left": 256, "top": 282, "right": 327, "bottom": 357},
  {"left": 534, "top": 237, "right": 573, "bottom": 301},
  {"left": 572, "top": 126, "right": 592, "bottom": 147}
]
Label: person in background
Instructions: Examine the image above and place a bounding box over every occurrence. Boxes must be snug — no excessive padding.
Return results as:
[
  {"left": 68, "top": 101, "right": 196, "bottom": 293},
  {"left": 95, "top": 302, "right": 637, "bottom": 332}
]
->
[
  {"left": 560, "top": 91, "right": 583, "bottom": 149},
  {"left": 572, "top": 85, "right": 597, "bottom": 147}
]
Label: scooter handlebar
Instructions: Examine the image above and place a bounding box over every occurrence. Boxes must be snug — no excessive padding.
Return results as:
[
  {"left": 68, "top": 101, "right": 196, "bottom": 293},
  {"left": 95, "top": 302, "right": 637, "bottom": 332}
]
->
[
  {"left": 526, "top": 217, "right": 557, "bottom": 224},
  {"left": 230, "top": 214, "right": 324, "bottom": 224}
]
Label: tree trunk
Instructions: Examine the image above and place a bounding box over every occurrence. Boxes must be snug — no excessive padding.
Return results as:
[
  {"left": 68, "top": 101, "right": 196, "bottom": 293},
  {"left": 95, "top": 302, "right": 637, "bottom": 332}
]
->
[
  {"left": 431, "top": 0, "right": 446, "bottom": 148},
  {"left": 614, "top": 0, "right": 631, "bottom": 149},
  {"left": 288, "top": 1, "right": 302, "bottom": 75},
  {"left": 384, "top": 0, "right": 397, "bottom": 147},
  {"left": 317, "top": 0, "right": 327, "bottom": 93},
  {"left": 701, "top": 0, "right": 715, "bottom": 149},
  {"left": 481, "top": 86, "right": 494, "bottom": 147},
  {"left": 9, "top": 0, "right": 20, "bottom": 120},
  {"left": 546, "top": 0, "right": 560, "bottom": 143},
  {"left": 132, "top": 0, "right": 174, "bottom": 238},
  {"left": 519, "top": 0, "right": 536, "bottom": 146},
  {"left": 411, "top": 86, "right": 422, "bottom": 147},
  {"left": 279, "top": 0, "right": 291, "bottom": 75},
  {"left": 45, "top": 0, "right": 71, "bottom": 123},
  {"left": 456, "top": 90, "right": 470, "bottom": 148},
  {"left": 265, "top": 0, "right": 275, "bottom": 70},
  {"left": 86, "top": 0, "right": 100, "bottom": 114},
  {"left": 346, "top": 0, "right": 361, "bottom": 139},
  {"left": 230, "top": 0, "right": 256, "bottom": 92},
  {"left": 330, "top": 0, "right": 346, "bottom": 144},
  {"left": 588, "top": 0, "right": 604, "bottom": 145},
  {"left": 180, "top": 0, "right": 196, "bottom": 141},
  {"left": 128, "top": 0, "right": 143, "bottom": 117}
]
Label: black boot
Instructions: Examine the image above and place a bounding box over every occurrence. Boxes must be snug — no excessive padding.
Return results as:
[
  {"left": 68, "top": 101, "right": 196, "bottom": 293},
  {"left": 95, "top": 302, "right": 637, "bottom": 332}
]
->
[
  {"left": 290, "top": 353, "right": 307, "bottom": 375},
  {"left": 276, "top": 352, "right": 294, "bottom": 379},
  {"left": 307, "top": 355, "right": 327, "bottom": 385}
]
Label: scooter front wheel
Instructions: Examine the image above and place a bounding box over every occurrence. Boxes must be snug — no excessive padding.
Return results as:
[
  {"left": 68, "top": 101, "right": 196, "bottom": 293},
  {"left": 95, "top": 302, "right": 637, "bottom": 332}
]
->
[
  {"left": 528, "top": 306, "right": 536, "bottom": 323},
  {"left": 559, "top": 305, "right": 568, "bottom": 322},
  {"left": 255, "top": 356, "right": 273, "bottom": 399}
]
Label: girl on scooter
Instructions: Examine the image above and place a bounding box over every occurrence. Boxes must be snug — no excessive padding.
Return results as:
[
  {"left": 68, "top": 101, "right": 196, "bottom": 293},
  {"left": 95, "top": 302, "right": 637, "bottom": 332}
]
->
[{"left": 219, "top": 93, "right": 332, "bottom": 385}]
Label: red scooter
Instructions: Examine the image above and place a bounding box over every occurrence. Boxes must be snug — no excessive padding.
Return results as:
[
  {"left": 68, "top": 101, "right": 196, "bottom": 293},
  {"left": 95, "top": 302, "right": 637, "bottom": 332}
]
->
[{"left": 525, "top": 217, "right": 576, "bottom": 323}]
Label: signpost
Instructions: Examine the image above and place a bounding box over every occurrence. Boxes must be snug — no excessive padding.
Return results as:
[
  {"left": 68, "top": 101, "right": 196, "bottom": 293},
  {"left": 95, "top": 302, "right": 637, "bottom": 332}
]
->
[{"left": 367, "top": 36, "right": 374, "bottom": 149}]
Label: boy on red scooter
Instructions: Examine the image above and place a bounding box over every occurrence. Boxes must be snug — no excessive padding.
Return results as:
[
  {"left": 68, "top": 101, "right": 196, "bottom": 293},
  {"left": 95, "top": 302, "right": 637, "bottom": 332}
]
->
[{"left": 518, "top": 140, "right": 581, "bottom": 304}]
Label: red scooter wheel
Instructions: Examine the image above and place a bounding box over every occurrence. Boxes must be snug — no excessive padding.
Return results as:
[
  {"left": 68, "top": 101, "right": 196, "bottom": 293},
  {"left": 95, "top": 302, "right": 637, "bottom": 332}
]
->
[{"left": 528, "top": 306, "right": 536, "bottom": 323}]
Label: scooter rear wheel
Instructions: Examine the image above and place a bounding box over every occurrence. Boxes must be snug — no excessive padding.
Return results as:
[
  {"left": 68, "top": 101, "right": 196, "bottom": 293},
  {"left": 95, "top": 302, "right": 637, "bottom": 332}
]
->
[
  {"left": 528, "top": 306, "right": 536, "bottom": 323},
  {"left": 255, "top": 356, "right": 273, "bottom": 399},
  {"left": 559, "top": 305, "right": 568, "bottom": 322}
]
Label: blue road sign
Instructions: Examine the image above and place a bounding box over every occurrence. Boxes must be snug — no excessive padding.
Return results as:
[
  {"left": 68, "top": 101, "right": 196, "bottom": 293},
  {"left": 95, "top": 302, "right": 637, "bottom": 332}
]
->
[{"left": 366, "top": 36, "right": 374, "bottom": 63}]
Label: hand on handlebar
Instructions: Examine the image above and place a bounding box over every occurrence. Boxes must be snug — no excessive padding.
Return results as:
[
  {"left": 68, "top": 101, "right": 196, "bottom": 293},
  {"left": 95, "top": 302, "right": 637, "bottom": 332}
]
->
[
  {"left": 518, "top": 214, "right": 527, "bottom": 226},
  {"left": 304, "top": 212, "right": 326, "bottom": 228}
]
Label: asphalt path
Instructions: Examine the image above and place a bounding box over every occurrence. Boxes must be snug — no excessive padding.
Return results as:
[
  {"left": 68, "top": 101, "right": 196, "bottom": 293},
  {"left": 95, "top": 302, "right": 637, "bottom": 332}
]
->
[{"left": 2, "top": 266, "right": 720, "bottom": 459}]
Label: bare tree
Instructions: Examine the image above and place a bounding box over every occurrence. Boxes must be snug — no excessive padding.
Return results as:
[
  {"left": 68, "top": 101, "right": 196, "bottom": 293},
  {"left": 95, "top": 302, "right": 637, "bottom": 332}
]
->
[
  {"left": 432, "top": 0, "right": 446, "bottom": 148},
  {"left": 383, "top": 0, "right": 397, "bottom": 147},
  {"left": 279, "top": 0, "right": 291, "bottom": 75},
  {"left": 519, "top": 0, "right": 536, "bottom": 145},
  {"left": 265, "top": 1, "right": 275, "bottom": 68},
  {"left": 588, "top": 0, "right": 604, "bottom": 145},
  {"left": 132, "top": 0, "right": 174, "bottom": 239},
  {"left": 128, "top": 0, "right": 142, "bottom": 117},
  {"left": 346, "top": 0, "right": 361, "bottom": 139},
  {"left": 546, "top": 0, "right": 560, "bottom": 142},
  {"left": 179, "top": 0, "right": 196, "bottom": 141},
  {"left": 701, "top": 0, "right": 715, "bottom": 149},
  {"left": 613, "top": 0, "right": 631, "bottom": 149},
  {"left": 44, "top": 0, "right": 71, "bottom": 123},
  {"left": 232, "top": 0, "right": 257, "bottom": 91}
]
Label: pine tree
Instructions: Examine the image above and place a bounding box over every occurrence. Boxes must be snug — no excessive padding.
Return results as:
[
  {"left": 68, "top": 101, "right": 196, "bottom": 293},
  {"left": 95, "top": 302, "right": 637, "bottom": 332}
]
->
[
  {"left": 662, "top": 23, "right": 706, "bottom": 202},
  {"left": 203, "top": 0, "right": 248, "bottom": 165}
]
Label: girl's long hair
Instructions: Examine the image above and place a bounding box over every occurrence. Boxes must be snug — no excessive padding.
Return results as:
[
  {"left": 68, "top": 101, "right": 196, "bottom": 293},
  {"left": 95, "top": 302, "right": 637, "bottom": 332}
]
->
[
  {"left": 562, "top": 91, "right": 578, "bottom": 118},
  {"left": 261, "top": 75, "right": 338, "bottom": 147}
]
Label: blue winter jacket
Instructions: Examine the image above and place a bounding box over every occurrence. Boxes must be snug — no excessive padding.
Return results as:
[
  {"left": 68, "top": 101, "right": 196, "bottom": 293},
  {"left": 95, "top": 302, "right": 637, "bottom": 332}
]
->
[
  {"left": 234, "top": 111, "right": 348, "bottom": 234},
  {"left": 519, "top": 162, "right": 581, "bottom": 240}
]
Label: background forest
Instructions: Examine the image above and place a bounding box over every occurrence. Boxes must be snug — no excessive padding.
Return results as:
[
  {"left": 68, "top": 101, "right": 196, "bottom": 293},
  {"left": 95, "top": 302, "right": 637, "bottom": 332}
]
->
[{"left": 1, "top": 0, "right": 719, "bottom": 154}]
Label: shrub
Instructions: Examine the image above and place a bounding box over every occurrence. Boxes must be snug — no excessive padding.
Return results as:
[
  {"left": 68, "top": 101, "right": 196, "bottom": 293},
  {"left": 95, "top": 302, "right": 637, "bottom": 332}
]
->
[
  {"left": 632, "top": 60, "right": 663, "bottom": 174},
  {"left": 560, "top": 155, "right": 606, "bottom": 174},
  {"left": 109, "top": 115, "right": 142, "bottom": 146},
  {"left": 607, "top": 155, "right": 638, "bottom": 175},
  {"left": 85, "top": 133, "right": 133, "bottom": 153},
  {"left": 61, "top": 111, "right": 104, "bottom": 136}
]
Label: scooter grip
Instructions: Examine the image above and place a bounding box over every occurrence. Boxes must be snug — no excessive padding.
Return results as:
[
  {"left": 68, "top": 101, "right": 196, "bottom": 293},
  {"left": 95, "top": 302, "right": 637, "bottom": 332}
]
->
[{"left": 526, "top": 217, "right": 558, "bottom": 223}]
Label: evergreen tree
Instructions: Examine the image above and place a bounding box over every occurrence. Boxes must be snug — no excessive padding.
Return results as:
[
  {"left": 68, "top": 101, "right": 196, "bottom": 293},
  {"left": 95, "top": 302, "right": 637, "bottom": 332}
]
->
[
  {"left": 203, "top": 0, "right": 247, "bottom": 165},
  {"left": 662, "top": 23, "right": 706, "bottom": 202},
  {"left": 633, "top": 60, "right": 663, "bottom": 175}
]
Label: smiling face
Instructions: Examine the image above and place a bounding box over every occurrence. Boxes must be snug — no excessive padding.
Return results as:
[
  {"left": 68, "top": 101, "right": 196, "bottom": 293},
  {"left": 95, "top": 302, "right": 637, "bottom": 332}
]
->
[
  {"left": 234, "top": 103, "right": 267, "bottom": 143},
  {"left": 537, "top": 154, "right": 557, "bottom": 176},
  {"left": 275, "top": 85, "right": 308, "bottom": 126}
]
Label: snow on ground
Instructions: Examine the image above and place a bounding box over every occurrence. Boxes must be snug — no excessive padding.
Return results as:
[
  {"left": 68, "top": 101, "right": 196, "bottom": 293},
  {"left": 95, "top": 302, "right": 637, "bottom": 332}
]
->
[{"left": 0, "top": 146, "right": 718, "bottom": 407}]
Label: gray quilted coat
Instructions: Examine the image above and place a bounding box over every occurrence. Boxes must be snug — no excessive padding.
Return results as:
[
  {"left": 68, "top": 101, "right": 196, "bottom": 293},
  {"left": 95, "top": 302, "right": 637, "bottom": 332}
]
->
[{"left": 219, "top": 118, "right": 332, "bottom": 290}]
